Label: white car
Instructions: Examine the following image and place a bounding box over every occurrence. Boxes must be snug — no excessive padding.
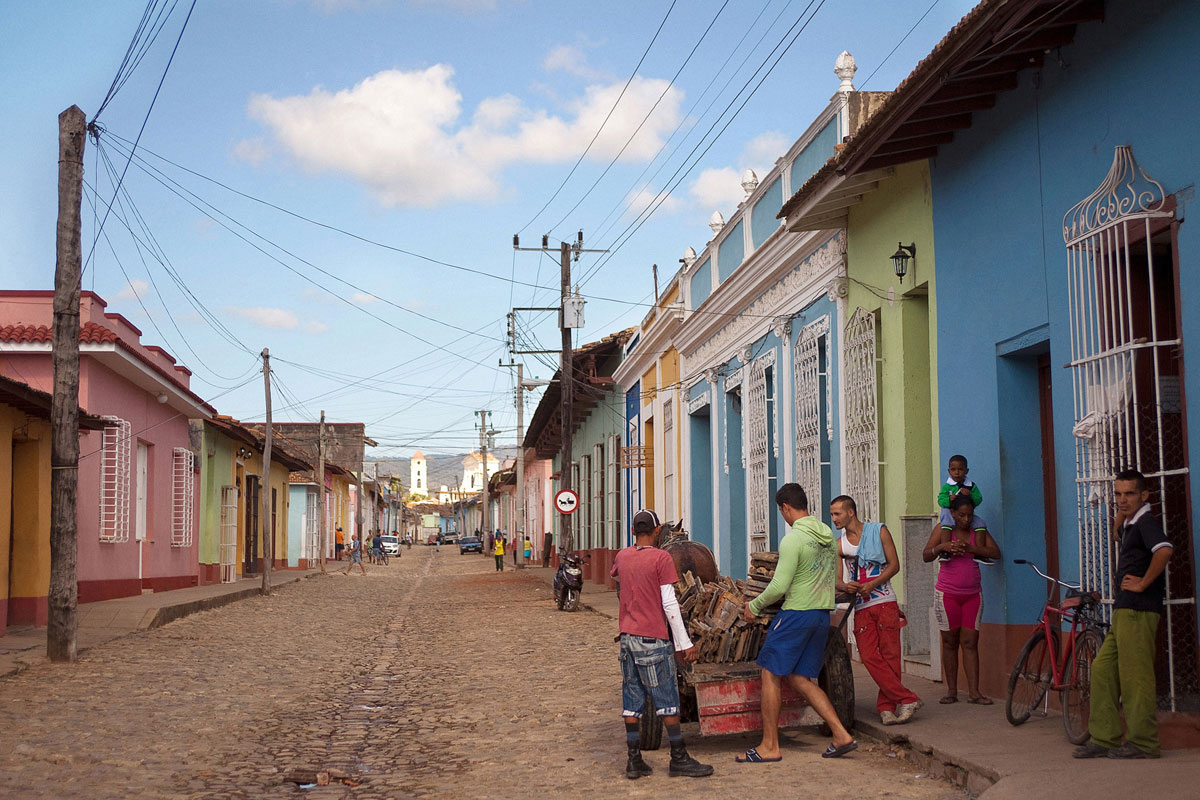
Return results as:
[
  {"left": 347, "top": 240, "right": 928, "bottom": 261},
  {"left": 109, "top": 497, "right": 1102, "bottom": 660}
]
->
[{"left": 379, "top": 535, "right": 400, "bottom": 556}]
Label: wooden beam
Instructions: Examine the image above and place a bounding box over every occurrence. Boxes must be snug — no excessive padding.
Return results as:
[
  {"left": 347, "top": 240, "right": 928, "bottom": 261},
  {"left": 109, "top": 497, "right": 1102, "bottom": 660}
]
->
[
  {"left": 958, "top": 50, "right": 1044, "bottom": 78},
  {"left": 873, "top": 132, "right": 955, "bottom": 158},
  {"left": 859, "top": 147, "right": 941, "bottom": 173},
  {"left": 889, "top": 114, "right": 973, "bottom": 142},
  {"left": 932, "top": 74, "right": 1018, "bottom": 102},
  {"left": 912, "top": 94, "right": 997, "bottom": 121}
]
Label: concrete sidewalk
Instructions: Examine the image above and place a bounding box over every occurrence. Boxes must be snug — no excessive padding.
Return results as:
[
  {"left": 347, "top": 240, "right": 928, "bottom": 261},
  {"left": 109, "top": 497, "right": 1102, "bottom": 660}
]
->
[
  {"left": 525, "top": 563, "right": 1200, "bottom": 797},
  {"left": 0, "top": 567, "right": 327, "bottom": 679}
]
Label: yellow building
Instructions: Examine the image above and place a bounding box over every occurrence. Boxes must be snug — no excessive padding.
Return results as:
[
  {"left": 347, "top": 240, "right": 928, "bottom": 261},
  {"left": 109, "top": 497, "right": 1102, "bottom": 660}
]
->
[{"left": 1, "top": 375, "right": 102, "bottom": 635}]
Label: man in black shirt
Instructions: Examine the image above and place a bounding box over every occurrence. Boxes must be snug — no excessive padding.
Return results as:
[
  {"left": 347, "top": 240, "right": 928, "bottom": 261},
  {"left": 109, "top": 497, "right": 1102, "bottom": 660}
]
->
[{"left": 1074, "top": 470, "right": 1173, "bottom": 759}]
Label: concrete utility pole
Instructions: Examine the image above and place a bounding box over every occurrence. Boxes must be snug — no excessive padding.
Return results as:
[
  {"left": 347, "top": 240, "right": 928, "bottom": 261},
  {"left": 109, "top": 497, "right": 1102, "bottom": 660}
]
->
[
  {"left": 47, "top": 105, "right": 86, "bottom": 663},
  {"left": 260, "top": 348, "right": 273, "bottom": 596},
  {"left": 477, "top": 409, "right": 490, "bottom": 547},
  {"left": 317, "top": 410, "right": 326, "bottom": 573},
  {"left": 558, "top": 242, "right": 574, "bottom": 553}
]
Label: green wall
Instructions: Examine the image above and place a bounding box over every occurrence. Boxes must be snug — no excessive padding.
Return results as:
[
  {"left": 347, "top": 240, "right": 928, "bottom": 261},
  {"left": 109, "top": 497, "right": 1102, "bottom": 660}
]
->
[
  {"left": 198, "top": 429, "right": 234, "bottom": 566},
  {"left": 845, "top": 160, "right": 941, "bottom": 533}
]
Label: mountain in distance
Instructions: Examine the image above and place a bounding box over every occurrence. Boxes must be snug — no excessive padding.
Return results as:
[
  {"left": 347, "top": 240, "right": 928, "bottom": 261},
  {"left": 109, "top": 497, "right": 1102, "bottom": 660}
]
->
[{"left": 369, "top": 447, "right": 518, "bottom": 494}]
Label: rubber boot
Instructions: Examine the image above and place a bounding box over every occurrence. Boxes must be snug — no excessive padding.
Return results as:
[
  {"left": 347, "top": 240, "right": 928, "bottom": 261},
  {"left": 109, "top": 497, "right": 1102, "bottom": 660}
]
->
[
  {"left": 668, "top": 742, "right": 713, "bottom": 778},
  {"left": 625, "top": 745, "right": 652, "bottom": 779}
]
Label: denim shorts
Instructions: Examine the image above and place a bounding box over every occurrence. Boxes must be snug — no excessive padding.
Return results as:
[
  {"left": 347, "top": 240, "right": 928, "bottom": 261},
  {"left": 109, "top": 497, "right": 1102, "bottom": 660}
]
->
[{"left": 619, "top": 634, "right": 680, "bottom": 718}]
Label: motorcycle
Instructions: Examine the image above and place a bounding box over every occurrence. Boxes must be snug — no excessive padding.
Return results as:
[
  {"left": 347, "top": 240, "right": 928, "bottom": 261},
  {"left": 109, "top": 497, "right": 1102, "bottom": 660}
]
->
[{"left": 552, "top": 551, "right": 588, "bottom": 612}]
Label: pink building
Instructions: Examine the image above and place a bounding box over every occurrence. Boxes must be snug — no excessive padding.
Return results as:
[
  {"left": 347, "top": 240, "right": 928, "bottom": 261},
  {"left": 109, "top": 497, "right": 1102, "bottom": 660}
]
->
[{"left": 0, "top": 291, "right": 212, "bottom": 609}]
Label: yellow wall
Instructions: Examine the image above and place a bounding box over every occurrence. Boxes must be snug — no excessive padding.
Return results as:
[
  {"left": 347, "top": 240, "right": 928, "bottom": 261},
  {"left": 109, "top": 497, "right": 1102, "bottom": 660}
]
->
[
  {"left": 0, "top": 408, "right": 14, "bottom": 611},
  {"left": 238, "top": 451, "right": 292, "bottom": 562},
  {"left": 10, "top": 437, "right": 49, "bottom": 601}
]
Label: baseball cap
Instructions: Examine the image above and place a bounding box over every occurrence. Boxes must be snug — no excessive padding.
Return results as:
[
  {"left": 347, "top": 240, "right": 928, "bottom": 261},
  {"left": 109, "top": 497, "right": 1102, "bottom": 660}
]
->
[{"left": 633, "top": 509, "right": 661, "bottom": 533}]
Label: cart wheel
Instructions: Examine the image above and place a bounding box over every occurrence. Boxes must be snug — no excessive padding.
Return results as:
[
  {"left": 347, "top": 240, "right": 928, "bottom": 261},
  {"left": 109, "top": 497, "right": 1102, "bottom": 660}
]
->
[
  {"left": 639, "top": 700, "right": 663, "bottom": 750},
  {"left": 818, "top": 625, "right": 856, "bottom": 732}
]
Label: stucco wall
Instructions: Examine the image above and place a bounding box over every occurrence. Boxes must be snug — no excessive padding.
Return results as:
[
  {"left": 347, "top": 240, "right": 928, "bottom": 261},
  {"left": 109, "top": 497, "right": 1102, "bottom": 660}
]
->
[{"left": 930, "top": 0, "right": 1200, "bottom": 627}]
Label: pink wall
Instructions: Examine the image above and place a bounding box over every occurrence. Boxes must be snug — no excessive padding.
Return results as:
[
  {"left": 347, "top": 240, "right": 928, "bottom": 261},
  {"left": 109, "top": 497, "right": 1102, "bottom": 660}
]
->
[
  {"left": 1, "top": 291, "right": 199, "bottom": 600},
  {"left": 521, "top": 450, "right": 554, "bottom": 562}
]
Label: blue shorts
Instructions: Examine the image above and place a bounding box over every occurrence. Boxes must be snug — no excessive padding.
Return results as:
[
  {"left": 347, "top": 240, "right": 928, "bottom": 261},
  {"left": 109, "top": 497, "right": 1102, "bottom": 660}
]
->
[
  {"left": 756, "top": 609, "right": 830, "bottom": 678},
  {"left": 619, "top": 634, "right": 680, "bottom": 718}
]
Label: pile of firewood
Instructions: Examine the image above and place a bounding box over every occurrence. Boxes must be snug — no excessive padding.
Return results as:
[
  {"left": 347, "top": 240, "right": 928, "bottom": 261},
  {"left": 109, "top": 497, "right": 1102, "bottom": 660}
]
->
[{"left": 673, "top": 552, "right": 783, "bottom": 664}]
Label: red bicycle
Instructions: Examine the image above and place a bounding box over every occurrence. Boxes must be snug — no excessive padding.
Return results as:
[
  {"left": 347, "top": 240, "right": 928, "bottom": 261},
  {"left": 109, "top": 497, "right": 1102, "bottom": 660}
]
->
[{"left": 1004, "top": 559, "right": 1107, "bottom": 744}]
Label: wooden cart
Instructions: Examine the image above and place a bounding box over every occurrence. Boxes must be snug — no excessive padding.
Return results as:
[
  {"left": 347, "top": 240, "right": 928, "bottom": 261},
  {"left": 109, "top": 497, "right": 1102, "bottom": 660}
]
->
[{"left": 639, "top": 614, "right": 855, "bottom": 749}]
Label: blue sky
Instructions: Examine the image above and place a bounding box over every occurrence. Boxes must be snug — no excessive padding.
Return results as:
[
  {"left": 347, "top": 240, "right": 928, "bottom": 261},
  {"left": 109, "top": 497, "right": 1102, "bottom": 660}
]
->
[{"left": 2, "top": 0, "right": 974, "bottom": 458}]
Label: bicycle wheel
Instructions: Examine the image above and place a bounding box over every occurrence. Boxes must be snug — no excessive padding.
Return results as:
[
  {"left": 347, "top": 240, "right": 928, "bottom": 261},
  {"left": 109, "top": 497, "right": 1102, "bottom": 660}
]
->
[
  {"left": 1006, "top": 630, "right": 1052, "bottom": 725},
  {"left": 1061, "top": 628, "right": 1103, "bottom": 744}
]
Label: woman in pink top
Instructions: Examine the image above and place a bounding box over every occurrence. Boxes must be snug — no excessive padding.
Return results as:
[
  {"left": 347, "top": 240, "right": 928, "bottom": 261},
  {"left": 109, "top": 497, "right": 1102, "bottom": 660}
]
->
[{"left": 922, "top": 495, "right": 1000, "bottom": 705}]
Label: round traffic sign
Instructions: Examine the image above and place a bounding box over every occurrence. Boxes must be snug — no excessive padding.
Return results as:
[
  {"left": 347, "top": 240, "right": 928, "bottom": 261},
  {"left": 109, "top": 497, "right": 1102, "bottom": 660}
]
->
[{"left": 554, "top": 489, "right": 580, "bottom": 515}]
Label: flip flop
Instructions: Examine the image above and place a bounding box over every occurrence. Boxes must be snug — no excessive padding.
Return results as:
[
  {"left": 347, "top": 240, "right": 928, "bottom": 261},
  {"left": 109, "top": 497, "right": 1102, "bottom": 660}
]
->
[
  {"left": 967, "top": 696, "right": 994, "bottom": 705},
  {"left": 736, "top": 748, "right": 782, "bottom": 763},
  {"left": 821, "top": 740, "right": 858, "bottom": 759},
  {"left": 939, "top": 695, "right": 958, "bottom": 704}
]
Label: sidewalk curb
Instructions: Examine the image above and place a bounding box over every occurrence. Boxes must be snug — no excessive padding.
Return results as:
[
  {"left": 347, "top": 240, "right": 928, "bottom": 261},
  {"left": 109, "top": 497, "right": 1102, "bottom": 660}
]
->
[
  {"left": 856, "top": 721, "right": 999, "bottom": 797},
  {"left": 1, "top": 571, "right": 328, "bottom": 681}
]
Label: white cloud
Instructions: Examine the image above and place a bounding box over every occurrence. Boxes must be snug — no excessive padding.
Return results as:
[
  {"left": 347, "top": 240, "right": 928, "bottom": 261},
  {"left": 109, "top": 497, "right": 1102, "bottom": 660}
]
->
[
  {"left": 742, "top": 131, "right": 789, "bottom": 171},
  {"left": 350, "top": 292, "right": 379, "bottom": 304},
  {"left": 233, "top": 138, "right": 270, "bottom": 166},
  {"left": 689, "top": 167, "right": 743, "bottom": 214},
  {"left": 115, "top": 279, "right": 149, "bottom": 301},
  {"left": 686, "top": 130, "right": 793, "bottom": 217},
  {"left": 241, "top": 65, "right": 684, "bottom": 208},
  {"left": 543, "top": 44, "right": 606, "bottom": 81},
  {"left": 305, "top": 320, "right": 330, "bottom": 333},
  {"left": 623, "top": 186, "right": 680, "bottom": 220},
  {"left": 227, "top": 306, "right": 301, "bottom": 329}
]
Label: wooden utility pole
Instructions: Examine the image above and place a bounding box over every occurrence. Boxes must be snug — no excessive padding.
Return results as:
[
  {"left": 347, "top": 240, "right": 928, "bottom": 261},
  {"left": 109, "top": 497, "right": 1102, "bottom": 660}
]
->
[
  {"left": 47, "top": 105, "right": 86, "bottom": 662},
  {"left": 260, "top": 348, "right": 273, "bottom": 595},
  {"left": 559, "top": 241, "right": 574, "bottom": 554},
  {"left": 317, "top": 410, "right": 326, "bottom": 573}
]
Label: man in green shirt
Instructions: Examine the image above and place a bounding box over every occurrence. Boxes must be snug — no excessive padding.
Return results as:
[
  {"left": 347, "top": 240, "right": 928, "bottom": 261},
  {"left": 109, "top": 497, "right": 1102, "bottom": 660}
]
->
[{"left": 738, "top": 483, "right": 857, "bottom": 762}]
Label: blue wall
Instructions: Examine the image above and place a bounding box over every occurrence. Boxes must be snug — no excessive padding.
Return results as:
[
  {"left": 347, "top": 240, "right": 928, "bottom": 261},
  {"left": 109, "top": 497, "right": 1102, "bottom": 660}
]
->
[
  {"left": 287, "top": 485, "right": 307, "bottom": 567},
  {"left": 688, "top": 387, "right": 714, "bottom": 551},
  {"left": 930, "top": 0, "right": 1200, "bottom": 626},
  {"left": 691, "top": 257, "right": 712, "bottom": 308},
  {"left": 751, "top": 177, "right": 783, "bottom": 250},
  {"left": 790, "top": 117, "right": 837, "bottom": 193},
  {"left": 717, "top": 221, "right": 745, "bottom": 283}
]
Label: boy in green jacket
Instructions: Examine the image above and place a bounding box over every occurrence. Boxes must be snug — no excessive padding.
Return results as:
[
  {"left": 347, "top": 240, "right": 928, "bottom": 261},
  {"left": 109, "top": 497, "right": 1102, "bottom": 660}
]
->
[{"left": 739, "top": 483, "right": 857, "bottom": 762}]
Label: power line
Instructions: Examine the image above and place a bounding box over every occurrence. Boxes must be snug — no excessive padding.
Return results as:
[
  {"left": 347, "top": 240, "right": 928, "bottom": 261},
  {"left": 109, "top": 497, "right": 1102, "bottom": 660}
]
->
[
  {"left": 859, "top": 0, "right": 942, "bottom": 89},
  {"left": 545, "top": 0, "right": 731, "bottom": 234},
  {"left": 516, "top": 0, "right": 679, "bottom": 236},
  {"left": 83, "top": 0, "right": 197, "bottom": 277},
  {"left": 579, "top": 0, "right": 829, "bottom": 288}
]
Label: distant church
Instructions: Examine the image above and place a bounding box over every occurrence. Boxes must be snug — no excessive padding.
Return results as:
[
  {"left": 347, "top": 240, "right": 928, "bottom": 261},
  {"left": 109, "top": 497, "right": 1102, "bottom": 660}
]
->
[{"left": 409, "top": 450, "right": 429, "bottom": 498}]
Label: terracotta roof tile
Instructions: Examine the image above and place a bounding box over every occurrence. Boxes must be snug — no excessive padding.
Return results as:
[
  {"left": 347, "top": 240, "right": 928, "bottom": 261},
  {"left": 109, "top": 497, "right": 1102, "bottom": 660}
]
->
[{"left": 0, "top": 322, "right": 118, "bottom": 344}]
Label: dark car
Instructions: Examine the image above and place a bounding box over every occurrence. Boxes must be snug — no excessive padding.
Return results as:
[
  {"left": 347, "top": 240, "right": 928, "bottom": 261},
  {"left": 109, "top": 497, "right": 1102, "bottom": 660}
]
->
[{"left": 459, "top": 536, "right": 483, "bottom": 555}]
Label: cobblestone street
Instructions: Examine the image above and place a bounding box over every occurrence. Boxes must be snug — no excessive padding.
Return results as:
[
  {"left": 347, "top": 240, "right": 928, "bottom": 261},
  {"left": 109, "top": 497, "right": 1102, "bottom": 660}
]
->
[{"left": 0, "top": 548, "right": 961, "bottom": 799}]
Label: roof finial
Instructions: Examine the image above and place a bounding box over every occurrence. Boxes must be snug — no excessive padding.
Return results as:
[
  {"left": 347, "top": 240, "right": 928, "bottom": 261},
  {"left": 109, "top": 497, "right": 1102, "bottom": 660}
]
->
[
  {"left": 708, "top": 210, "right": 725, "bottom": 235},
  {"left": 741, "top": 168, "right": 759, "bottom": 198},
  {"left": 834, "top": 51, "right": 856, "bottom": 94}
]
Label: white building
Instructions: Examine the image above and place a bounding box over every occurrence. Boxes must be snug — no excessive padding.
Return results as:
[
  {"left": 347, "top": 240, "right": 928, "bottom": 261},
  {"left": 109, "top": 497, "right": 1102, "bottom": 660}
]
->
[
  {"left": 461, "top": 451, "right": 499, "bottom": 493},
  {"left": 409, "top": 450, "right": 429, "bottom": 498}
]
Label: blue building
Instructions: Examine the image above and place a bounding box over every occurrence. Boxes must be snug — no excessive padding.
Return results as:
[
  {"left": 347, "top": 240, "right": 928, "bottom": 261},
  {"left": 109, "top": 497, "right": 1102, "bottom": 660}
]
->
[{"left": 819, "top": 0, "right": 1198, "bottom": 723}]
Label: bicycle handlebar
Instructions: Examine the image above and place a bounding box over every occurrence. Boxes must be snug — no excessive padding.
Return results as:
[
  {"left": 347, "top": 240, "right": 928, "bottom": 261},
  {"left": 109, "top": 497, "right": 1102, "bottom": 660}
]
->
[{"left": 1012, "top": 559, "right": 1082, "bottom": 591}]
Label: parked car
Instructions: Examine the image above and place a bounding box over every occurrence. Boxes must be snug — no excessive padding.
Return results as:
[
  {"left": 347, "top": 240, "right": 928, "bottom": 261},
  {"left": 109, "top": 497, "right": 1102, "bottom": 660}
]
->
[
  {"left": 459, "top": 536, "right": 483, "bottom": 555},
  {"left": 380, "top": 535, "right": 400, "bottom": 556},
  {"left": 443, "top": 532, "right": 460, "bottom": 545},
  {"left": 426, "top": 533, "right": 439, "bottom": 545}
]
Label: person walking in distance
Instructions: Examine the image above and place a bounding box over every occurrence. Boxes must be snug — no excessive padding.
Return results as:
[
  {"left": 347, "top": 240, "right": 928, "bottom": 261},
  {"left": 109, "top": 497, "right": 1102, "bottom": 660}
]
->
[
  {"left": 831, "top": 495, "right": 921, "bottom": 725},
  {"left": 341, "top": 532, "right": 366, "bottom": 576},
  {"left": 493, "top": 533, "right": 505, "bottom": 572},
  {"left": 741, "top": 483, "right": 857, "bottom": 761},
  {"left": 1074, "top": 469, "right": 1174, "bottom": 759},
  {"left": 611, "top": 509, "right": 713, "bottom": 779}
]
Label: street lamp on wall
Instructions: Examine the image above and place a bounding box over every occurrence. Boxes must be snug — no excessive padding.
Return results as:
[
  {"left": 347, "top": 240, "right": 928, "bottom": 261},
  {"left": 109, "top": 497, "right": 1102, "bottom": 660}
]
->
[{"left": 890, "top": 242, "right": 916, "bottom": 284}]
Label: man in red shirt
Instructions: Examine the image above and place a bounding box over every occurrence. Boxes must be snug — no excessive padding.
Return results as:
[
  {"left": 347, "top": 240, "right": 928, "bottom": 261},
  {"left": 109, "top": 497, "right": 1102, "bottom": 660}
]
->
[{"left": 611, "top": 509, "right": 713, "bottom": 780}]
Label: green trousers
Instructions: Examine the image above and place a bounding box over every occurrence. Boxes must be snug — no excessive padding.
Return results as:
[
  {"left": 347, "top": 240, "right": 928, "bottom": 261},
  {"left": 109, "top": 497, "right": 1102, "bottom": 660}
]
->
[{"left": 1088, "top": 608, "right": 1161, "bottom": 754}]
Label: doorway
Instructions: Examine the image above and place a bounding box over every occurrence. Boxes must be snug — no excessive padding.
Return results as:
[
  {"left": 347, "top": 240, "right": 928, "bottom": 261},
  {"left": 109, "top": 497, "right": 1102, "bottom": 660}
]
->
[{"left": 243, "top": 475, "right": 260, "bottom": 575}]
